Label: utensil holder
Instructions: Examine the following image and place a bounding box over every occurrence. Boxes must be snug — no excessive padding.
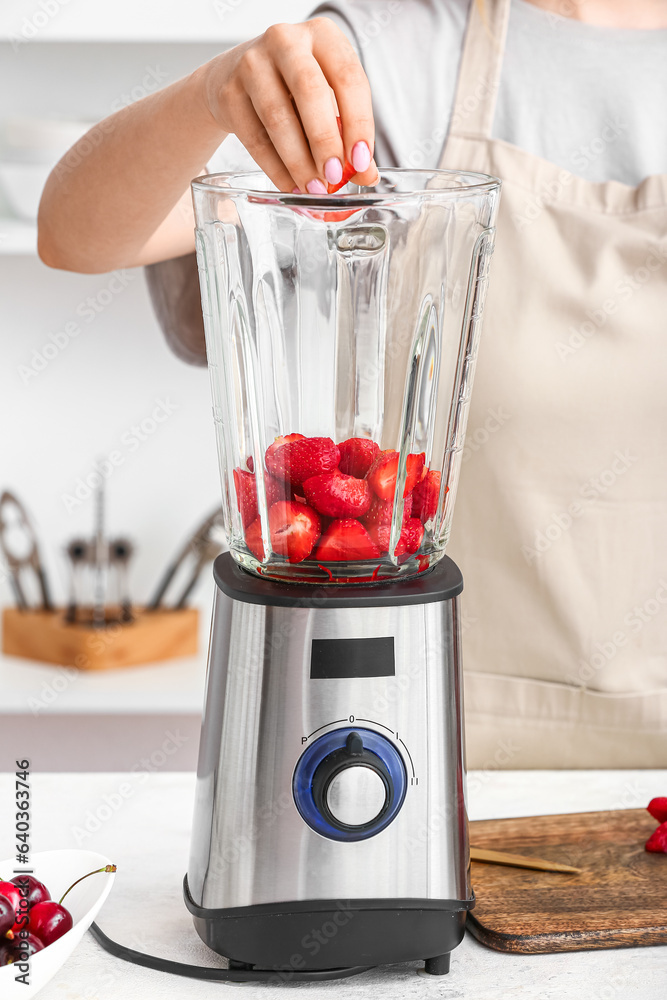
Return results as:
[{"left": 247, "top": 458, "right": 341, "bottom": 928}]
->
[{"left": 1, "top": 606, "right": 199, "bottom": 670}]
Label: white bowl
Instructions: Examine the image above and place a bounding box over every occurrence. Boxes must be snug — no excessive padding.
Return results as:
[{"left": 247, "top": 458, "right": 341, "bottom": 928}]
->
[
  {"left": 0, "top": 162, "right": 52, "bottom": 220},
  {"left": 0, "top": 849, "right": 116, "bottom": 1000}
]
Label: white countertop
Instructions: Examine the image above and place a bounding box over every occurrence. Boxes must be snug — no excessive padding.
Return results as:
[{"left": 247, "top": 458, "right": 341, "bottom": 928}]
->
[{"left": 1, "top": 769, "right": 666, "bottom": 999}]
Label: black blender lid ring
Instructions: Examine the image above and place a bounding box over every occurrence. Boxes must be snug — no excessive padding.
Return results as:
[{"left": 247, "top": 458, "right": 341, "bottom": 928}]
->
[{"left": 213, "top": 552, "right": 463, "bottom": 608}]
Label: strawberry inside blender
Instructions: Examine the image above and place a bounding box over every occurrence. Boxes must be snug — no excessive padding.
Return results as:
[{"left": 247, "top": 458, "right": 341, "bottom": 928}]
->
[{"left": 234, "top": 435, "right": 445, "bottom": 574}]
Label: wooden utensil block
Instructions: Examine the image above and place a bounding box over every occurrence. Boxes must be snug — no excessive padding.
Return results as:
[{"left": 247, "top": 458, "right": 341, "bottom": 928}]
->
[
  {"left": 1, "top": 606, "right": 199, "bottom": 670},
  {"left": 469, "top": 809, "right": 667, "bottom": 953}
]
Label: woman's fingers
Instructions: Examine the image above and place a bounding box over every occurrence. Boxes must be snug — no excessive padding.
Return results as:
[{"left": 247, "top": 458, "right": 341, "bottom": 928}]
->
[
  {"left": 311, "top": 19, "right": 377, "bottom": 186},
  {"left": 214, "top": 19, "right": 378, "bottom": 193},
  {"left": 271, "top": 29, "right": 346, "bottom": 190},
  {"left": 242, "top": 52, "right": 323, "bottom": 193},
  {"left": 229, "top": 90, "right": 297, "bottom": 193}
]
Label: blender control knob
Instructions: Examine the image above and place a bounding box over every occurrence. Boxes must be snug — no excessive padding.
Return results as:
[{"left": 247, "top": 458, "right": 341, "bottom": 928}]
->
[
  {"left": 292, "top": 727, "right": 408, "bottom": 842},
  {"left": 325, "top": 764, "right": 387, "bottom": 826}
]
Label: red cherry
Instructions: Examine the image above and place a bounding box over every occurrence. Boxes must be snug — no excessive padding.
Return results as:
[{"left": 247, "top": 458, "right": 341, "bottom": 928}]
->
[
  {"left": 5, "top": 932, "right": 44, "bottom": 962},
  {"left": 0, "top": 897, "right": 14, "bottom": 939},
  {"left": 0, "top": 881, "right": 24, "bottom": 934},
  {"left": 27, "top": 901, "right": 73, "bottom": 946},
  {"left": 10, "top": 875, "right": 50, "bottom": 908}
]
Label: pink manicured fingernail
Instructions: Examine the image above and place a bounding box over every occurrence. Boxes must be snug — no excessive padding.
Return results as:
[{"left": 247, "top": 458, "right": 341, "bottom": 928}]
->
[
  {"left": 292, "top": 187, "right": 301, "bottom": 194},
  {"left": 324, "top": 157, "right": 343, "bottom": 186},
  {"left": 351, "top": 141, "right": 371, "bottom": 174},
  {"left": 306, "top": 178, "right": 327, "bottom": 195}
]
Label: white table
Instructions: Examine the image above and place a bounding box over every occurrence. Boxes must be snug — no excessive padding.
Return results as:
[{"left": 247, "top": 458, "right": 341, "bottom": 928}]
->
[{"left": 1, "top": 770, "right": 666, "bottom": 999}]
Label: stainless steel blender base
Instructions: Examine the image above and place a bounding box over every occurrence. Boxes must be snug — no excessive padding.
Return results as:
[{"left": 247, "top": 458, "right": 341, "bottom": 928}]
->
[
  {"left": 183, "top": 880, "right": 470, "bottom": 973},
  {"left": 186, "top": 553, "right": 473, "bottom": 972}
]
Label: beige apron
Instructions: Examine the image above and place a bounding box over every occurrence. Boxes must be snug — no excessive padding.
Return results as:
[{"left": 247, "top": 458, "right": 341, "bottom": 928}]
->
[{"left": 441, "top": 0, "right": 667, "bottom": 767}]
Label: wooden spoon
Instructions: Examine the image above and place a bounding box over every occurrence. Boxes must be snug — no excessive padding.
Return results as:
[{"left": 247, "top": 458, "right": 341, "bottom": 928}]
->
[{"left": 470, "top": 846, "right": 581, "bottom": 874}]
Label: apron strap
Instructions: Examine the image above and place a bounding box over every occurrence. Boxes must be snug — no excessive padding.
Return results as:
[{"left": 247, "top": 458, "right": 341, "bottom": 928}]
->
[{"left": 443, "top": 0, "right": 512, "bottom": 146}]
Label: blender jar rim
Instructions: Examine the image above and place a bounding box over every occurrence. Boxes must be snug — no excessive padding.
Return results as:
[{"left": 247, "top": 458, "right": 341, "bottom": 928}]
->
[{"left": 192, "top": 167, "right": 501, "bottom": 205}]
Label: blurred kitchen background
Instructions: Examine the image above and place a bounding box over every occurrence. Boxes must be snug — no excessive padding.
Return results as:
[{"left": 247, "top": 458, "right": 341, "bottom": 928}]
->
[{"left": 0, "top": 0, "right": 311, "bottom": 771}]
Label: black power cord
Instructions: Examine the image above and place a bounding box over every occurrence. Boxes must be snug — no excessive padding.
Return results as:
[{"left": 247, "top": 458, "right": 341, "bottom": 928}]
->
[{"left": 89, "top": 921, "right": 374, "bottom": 983}]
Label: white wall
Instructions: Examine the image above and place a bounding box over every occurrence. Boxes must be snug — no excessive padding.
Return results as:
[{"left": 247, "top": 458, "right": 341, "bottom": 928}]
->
[
  {"left": 1, "top": 254, "right": 221, "bottom": 609},
  {"left": 0, "top": 40, "right": 243, "bottom": 610}
]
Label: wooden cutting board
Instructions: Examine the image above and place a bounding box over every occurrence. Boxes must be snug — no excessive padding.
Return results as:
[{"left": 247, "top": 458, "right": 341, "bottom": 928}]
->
[{"left": 468, "top": 809, "right": 667, "bottom": 953}]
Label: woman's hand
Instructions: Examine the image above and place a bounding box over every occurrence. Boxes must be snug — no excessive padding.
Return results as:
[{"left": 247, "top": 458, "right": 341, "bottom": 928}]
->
[
  {"left": 203, "top": 18, "right": 378, "bottom": 193},
  {"left": 38, "top": 17, "right": 376, "bottom": 275}
]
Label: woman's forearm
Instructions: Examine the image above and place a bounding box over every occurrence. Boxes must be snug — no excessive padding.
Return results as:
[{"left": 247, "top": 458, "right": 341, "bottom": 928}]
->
[
  {"left": 38, "top": 20, "right": 378, "bottom": 275},
  {"left": 37, "top": 62, "right": 225, "bottom": 273}
]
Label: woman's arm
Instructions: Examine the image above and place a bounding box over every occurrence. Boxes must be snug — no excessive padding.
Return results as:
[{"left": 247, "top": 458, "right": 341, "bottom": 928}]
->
[{"left": 38, "top": 18, "right": 377, "bottom": 274}]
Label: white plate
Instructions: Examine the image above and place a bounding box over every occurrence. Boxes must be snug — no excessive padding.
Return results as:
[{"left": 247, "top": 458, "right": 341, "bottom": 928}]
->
[{"left": 0, "top": 849, "right": 116, "bottom": 1000}]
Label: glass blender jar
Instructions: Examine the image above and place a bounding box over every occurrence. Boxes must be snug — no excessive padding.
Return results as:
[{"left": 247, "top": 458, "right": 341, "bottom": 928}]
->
[{"left": 192, "top": 169, "right": 500, "bottom": 585}]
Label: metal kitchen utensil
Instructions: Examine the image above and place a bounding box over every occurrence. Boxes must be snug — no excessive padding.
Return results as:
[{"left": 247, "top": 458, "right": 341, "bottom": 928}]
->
[
  {"left": 109, "top": 537, "right": 134, "bottom": 622},
  {"left": 0, "top": 490, "right": 53, "bottom": 611},
  {"left": 91, "top": 479, "right": 107, "bottom": 628},
  {"left": 470, "top": 847, "right": 582, "bottom": 874},
  {"left": 64, "top": 537, "right": 91, "bottom": 624},
  {"left": 148, "top": 508, "right": 225, "bottom": 610}
]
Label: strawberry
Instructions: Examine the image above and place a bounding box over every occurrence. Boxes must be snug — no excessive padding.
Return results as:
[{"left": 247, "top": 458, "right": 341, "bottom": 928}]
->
[
  {"left": 268, "top": 501, "right": 321, "bottom": 563},
  {"left": 245, "top": 517, "right": 265, "bottom": 561},
  {"left": 367, "top": 523, "right": 407, "bottom": 557},
  {"left": 412, "top": 469, "right": 442, "bottom": 524},
  {"left": 403, "top": 517, "right": 425, "bottom": 553},
  {"left": 363, "top": 493, "right": 412, "bottom": 528},
  {"left": 233, "top": 468, "right": 258, "bottom": 528},
  {"left": 316, "top": 519, "right": 381, "bottom": 561},
  {"left": 303, "top": 471, "right": 372, "bottom": 518},
  {"left": 265, "top": 433, "right": 304, "bottom": 474},
  {"left": 338, "top": 437, "right": 380, "bottom": 479},
  {"left": 265, "top": 435, "right": 340, "bottom": 485},
  {"left": 647, "top": 798, "right": 667, "bottom": 824},
  {"left": 368, "top": 517, "right": 424, "bottom": 557},
  {"left": 645, "top": 821, "right": 667, "bottom": 854},
  {"left": 265, "top": 474, "right": 288, "bottom": 506},
  {"left": 233, "top": 470, "right": 288, "bottom": 528},
  {"left": 246, "top": 456, "right": 254, "bottom": 473},
  {"left": 366, "top": 450, "right": 425, "bottom": 501}
]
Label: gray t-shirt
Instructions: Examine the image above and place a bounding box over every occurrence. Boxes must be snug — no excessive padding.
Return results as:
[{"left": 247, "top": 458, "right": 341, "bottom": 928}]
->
[
  {"left": 210, "top": 0, "right": 667, "bottom": 186},
  {"left": 313, "top": 0, "right": 667, "bottom": 186}
]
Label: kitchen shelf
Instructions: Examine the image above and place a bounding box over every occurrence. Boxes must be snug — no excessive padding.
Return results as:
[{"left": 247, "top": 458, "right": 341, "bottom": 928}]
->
[
  {"left": 0, "top": 216, "right": 37, "bottom": 254},
  {"left": 0, "top": 0, "right": 313, "bottom": 43}
]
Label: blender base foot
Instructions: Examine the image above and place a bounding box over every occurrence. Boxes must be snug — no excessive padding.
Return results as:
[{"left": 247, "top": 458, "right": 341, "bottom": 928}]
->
[{"left": 424, "top": 953, "right": 451, "bottom": 975}]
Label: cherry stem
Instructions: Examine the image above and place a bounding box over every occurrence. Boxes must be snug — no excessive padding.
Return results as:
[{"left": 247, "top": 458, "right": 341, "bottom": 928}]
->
[{"left": 58, "top": 865, "right": 117, "bottom": 906}]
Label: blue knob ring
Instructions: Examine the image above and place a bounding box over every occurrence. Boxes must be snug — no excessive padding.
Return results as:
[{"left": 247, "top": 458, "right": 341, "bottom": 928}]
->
[{"left": 293, "top": 727, "right": 408, "bottom": 842}]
